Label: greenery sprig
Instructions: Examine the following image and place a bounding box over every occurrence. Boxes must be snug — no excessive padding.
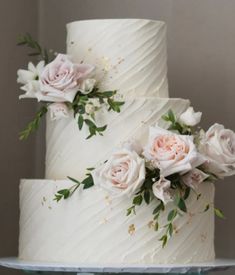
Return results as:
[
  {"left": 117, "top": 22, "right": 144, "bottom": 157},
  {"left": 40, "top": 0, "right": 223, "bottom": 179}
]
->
[
  {"left": 19, "top": 106, "right": 48, "bottom": 140},
  {"left": 54, "top": 170, "right": 94, "bottom": 202},
  {"left": 17, "top": 33, "right": 53, "bottom": 64},
  {"left": 70, "top": 89, "right": 125, "bottom": 139},
  {"left": 162, "top": 109, "right": 192, "bottom": 135}
]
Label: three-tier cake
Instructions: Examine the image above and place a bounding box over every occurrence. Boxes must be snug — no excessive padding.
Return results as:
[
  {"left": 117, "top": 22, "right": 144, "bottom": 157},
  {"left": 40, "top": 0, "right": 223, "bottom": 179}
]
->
[{"left": 18, "top": 19, "right": 215, "bottom": 264}]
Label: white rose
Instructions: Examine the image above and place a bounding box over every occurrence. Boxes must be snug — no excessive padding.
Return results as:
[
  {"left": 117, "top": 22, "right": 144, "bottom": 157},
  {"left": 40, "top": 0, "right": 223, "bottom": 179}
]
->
[
  {"left": 17, "top": 61, "right": 45, "bottom": 85},
  {"left": 48, "top": 103, "right": 69, "bottom": 121},
  {"left": 39, "top": 54, "right": 95, "bottom": 102},
  {"left": 199, "top": 123, "right": 235, "bottom": 178},
  {"left": 152, "top": 177, "right": 172, "bottom": 205},
  {"left": 79, "top": 78, "right": 96, "bottom": 94},
  {"left": 143, "top": 126, "right": 205, "bottom": 177},
  {"left": 179, "top": 107, "right": 202, "bottom": 127},
  {"left": 181, "top": 168, "right": 209, "bottom": 190},
  {"left": 91, "top": 148, "right": 146, "bottom": 197}
]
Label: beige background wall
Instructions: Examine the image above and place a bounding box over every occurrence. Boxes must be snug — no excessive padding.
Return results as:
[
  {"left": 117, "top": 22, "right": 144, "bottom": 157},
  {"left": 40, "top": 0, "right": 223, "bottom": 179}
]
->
[
  {"left": 0, "top": 0, "right": 235, "bottom": 274},
  {"left": 0, "top": 0, "right": 39, "bottom": 274}
]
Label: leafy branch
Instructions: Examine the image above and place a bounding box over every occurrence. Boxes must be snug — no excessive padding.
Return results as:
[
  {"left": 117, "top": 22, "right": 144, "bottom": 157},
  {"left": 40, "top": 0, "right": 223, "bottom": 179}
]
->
[
  {"left": 71, "top": 89, "right": 125, "bottom": 139},
  {"left": 17, "top": 33, "right": 53, "bottom": 64},
  {"left": 126, "top": 167, "right": 160, "bottom": 216},
  {"left": 159, "top": 208, "right": 178, "bottom": 247},
  {"left": 54, "top": 171, "right": 94, "bottom": 202},
  {"left": 19, "top": 105, "right": 48, "bottom": 140}
]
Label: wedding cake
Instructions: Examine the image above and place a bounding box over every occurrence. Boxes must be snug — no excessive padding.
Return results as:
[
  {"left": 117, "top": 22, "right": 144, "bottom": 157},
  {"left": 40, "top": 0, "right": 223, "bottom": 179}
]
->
[{"left": 18, "top": 19, "right": 217, "bottom": 264}]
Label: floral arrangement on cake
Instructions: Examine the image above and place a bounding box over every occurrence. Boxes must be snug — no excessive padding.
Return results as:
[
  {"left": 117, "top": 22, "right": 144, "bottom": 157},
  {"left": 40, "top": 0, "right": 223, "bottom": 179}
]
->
[
  {"left": 55, "top": 107, "right": 235, "bottom": 247},
  {"left": 17, "top": 33, "right": 124, "bottom": 140},
  {"left": 17, "top": 33, "right": 235, "bottom": 248}
]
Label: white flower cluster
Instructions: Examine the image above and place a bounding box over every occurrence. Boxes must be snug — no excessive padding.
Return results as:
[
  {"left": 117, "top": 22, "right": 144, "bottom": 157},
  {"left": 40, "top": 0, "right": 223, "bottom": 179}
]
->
[{"left": 17, "top": 54, "right": 96, "bottom": 120}]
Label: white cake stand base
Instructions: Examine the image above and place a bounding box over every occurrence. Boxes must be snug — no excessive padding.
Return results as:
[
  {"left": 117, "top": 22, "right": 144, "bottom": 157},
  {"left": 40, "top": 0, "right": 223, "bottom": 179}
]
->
[{"left": 1, "top": 258, "right": 235, "bottom": 274}]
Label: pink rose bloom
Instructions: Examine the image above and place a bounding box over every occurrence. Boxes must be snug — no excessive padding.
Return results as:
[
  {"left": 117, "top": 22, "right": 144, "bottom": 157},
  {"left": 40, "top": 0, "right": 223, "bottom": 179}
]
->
[
  {"left": 39, "top": 54, "right": 95, "bottom": 102},
  {"left": 48, "top": 103, "right": 69, "bottom": 121},
  {"left": 143, "top": 126, "right": 205, "bottom": 177},
  {"left": 199, "top": 123, "right": 235, "bottom": 178},
  {"left": 182, "top": 168, "right": 209, "bottom": 190},
  {"left": 152, "top": 177, "right": 172, "bottom": 205},
  {"left": 91, "top": 148, "right": 145, "bottom": 197}
]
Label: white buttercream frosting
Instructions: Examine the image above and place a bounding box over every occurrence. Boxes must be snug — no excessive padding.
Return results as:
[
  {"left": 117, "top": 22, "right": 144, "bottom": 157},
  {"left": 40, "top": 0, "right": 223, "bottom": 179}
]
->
[
  {"left": 45, "top": 98, "right": 190, "bottom": 179},
  {"left": 19, "top": 180, "right": 215, "bottom": 264},
  {"left": 67, "top": 19, "right": 168, "bottom": 98}
]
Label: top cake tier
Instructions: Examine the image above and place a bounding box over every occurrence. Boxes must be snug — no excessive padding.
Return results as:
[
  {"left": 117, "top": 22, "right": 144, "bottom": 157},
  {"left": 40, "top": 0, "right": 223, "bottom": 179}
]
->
[{"left": 67, "top": 19, "right": 168, "bottom": 98}]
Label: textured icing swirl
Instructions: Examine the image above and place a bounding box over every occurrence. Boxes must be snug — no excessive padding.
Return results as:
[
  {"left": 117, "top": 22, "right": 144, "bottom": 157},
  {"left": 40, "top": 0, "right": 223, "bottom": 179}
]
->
[
  {"left": 19, "top": 179, "right": 215, "bottom": 264},
  {"left": 67, "top": 19, "right": 168, "bottom": 98}
]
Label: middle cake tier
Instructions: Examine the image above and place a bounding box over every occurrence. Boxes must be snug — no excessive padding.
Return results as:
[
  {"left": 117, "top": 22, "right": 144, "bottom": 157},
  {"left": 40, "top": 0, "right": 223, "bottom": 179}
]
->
[{"left": 46, "top": 98, "right": 190, "bottom": 179}]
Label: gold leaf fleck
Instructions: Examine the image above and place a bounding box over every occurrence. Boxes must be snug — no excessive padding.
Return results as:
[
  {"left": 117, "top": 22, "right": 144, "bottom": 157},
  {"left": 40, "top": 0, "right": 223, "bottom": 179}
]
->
[
  {"left": 148, "top": 220, "right": 154, "bottom": 229},
  {"left": 128, "top": 224, "right": 136, "bottom": 235}
]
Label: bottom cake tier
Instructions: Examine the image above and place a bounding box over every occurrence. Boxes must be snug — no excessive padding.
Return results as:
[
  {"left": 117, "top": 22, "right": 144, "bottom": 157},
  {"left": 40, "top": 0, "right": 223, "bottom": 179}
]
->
[{"left": 19, "top": 179, "right": 215, "bottom": 264}]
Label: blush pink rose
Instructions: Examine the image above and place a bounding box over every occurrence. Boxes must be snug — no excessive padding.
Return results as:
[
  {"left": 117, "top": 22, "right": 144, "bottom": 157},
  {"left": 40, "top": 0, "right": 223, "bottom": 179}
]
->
[
  {"left": 48, "top": 102, "right": 69, "bottom": 121},
  {"left": 199, "top": 123, "right": 235, "bottom": 178},
  {"left": 91, "top": 148, "right": 145, "bottom": 197},
  {"left": 39, "top": 54, "right": 95, "bottom": 102},
  {"left": 152, "top": 177, "right": 172, "bottom": 205},
  {"left": 143, "top": 126, "right": 205, "bottom": 177},
  {"left": 181, "top": 168, "right": 209, "bottom": 190}
]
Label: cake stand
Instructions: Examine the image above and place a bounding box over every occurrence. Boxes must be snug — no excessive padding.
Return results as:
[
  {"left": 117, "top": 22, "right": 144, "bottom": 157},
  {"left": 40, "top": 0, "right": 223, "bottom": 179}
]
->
[{"left": 1, "top": 258, "right": 235, "bottom": 275}]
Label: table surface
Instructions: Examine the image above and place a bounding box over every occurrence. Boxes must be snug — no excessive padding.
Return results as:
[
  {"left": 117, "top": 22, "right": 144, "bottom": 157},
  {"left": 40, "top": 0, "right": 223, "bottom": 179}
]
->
[{"left": 1, "top": 258, "right": 235, "bottom": 274}]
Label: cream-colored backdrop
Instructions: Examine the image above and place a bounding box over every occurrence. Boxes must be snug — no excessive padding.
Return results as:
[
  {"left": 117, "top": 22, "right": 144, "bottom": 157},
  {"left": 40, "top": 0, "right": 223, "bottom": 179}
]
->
[
  {"left": 0, "top": 0, "right": 235, "bottom": 274},
  {"left": 0, "top": 0, "right": 39, "bottom": 275}
]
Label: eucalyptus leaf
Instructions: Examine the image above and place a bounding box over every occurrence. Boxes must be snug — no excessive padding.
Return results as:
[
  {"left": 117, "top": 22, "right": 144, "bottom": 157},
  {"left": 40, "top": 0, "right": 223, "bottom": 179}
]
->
[
  {"left": 133, "top": 195, "right": 143, "bottom": 206},
  {"left": 167, "top": 209, "right": 177, "bottom": 221},
  {"left": 214, "top": 208, "right": 225, "bottom": 219}
]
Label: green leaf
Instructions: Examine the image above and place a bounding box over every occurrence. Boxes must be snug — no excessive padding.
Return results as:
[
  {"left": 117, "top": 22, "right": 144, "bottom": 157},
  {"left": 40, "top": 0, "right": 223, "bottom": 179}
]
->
[
  {"left": 133, "top": 195, "right": 143, "bottom": 206},
  {"left": 161, "top": 114, "right": 170, "bottom": 122},
  {"left": 107, "top": 98, "right": 125, "bottom": 113},
  {"left": 101, "top": 91, "right": 116, "bottom": 97},
  {"left": 153, "top": 201, "right": 165, "bottom": 215},
  {"left": 126, "top": 206, "right": 134, "bottom": 216},
  {"left": 197, "top": 193, "right": 202, "bottom": 200},
  {"left": 144, "top": 190, "right": 151, "bottom": 204},
  {"left": 183, "top": 187, "right": 191, "bottom": 200},
  {"left": 154, "top": 222, "right": 159, "bottom": 231},
  {"left": 54, "top": 194, "right": 63, "bottom": 202},
  {"left": 67, "top": 176, "right": 80, "bottom": 185},
  {"left": 167, "top": 209, "right": 177, "bottom": 222},
  {"left": 153, "top": 213, "right": 160, "bottom": 220},
  {"left": 87, "top": 167, "right": 95, "bottom": 171},
  {"left": 84, "top": 119, "right": 96, "bottom": 128},
  {"left": 214, "top": 208, "right": 225, "bottom": 219},
  {"left": 82, "top": 174, "right": 94, "bottom": 189},
  {"left": 78, "top": 115, "right": 84, "bottom": 130},
  {"left": 168, "top": 223, "right": 173, "bottom": 237},
  {"left": 177, "top": 198, "right": 187, "bottom": 213},
  {"left": 168, "top": 109, "right": 175, "bottom": 123},
  {"left": 17, "top": 33, "right": 53, "bottom": 64},
  {"left": 57, "top": 189, "right": 70, "bottom": 199},
  {"left": 77, "top": 104, "right": 85, "bottom": 114},
  {"left": 159, "top": 235, "right": 168, "bottom": 248},
  {"left": 28, "top": 52, "right": 40, "bottom": 56},
  {"left": 204, "top": 204, "right": 210, "bottom": 212},
  {"left": 97, "top": 125, "right": 107, "bottom": 132}
]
